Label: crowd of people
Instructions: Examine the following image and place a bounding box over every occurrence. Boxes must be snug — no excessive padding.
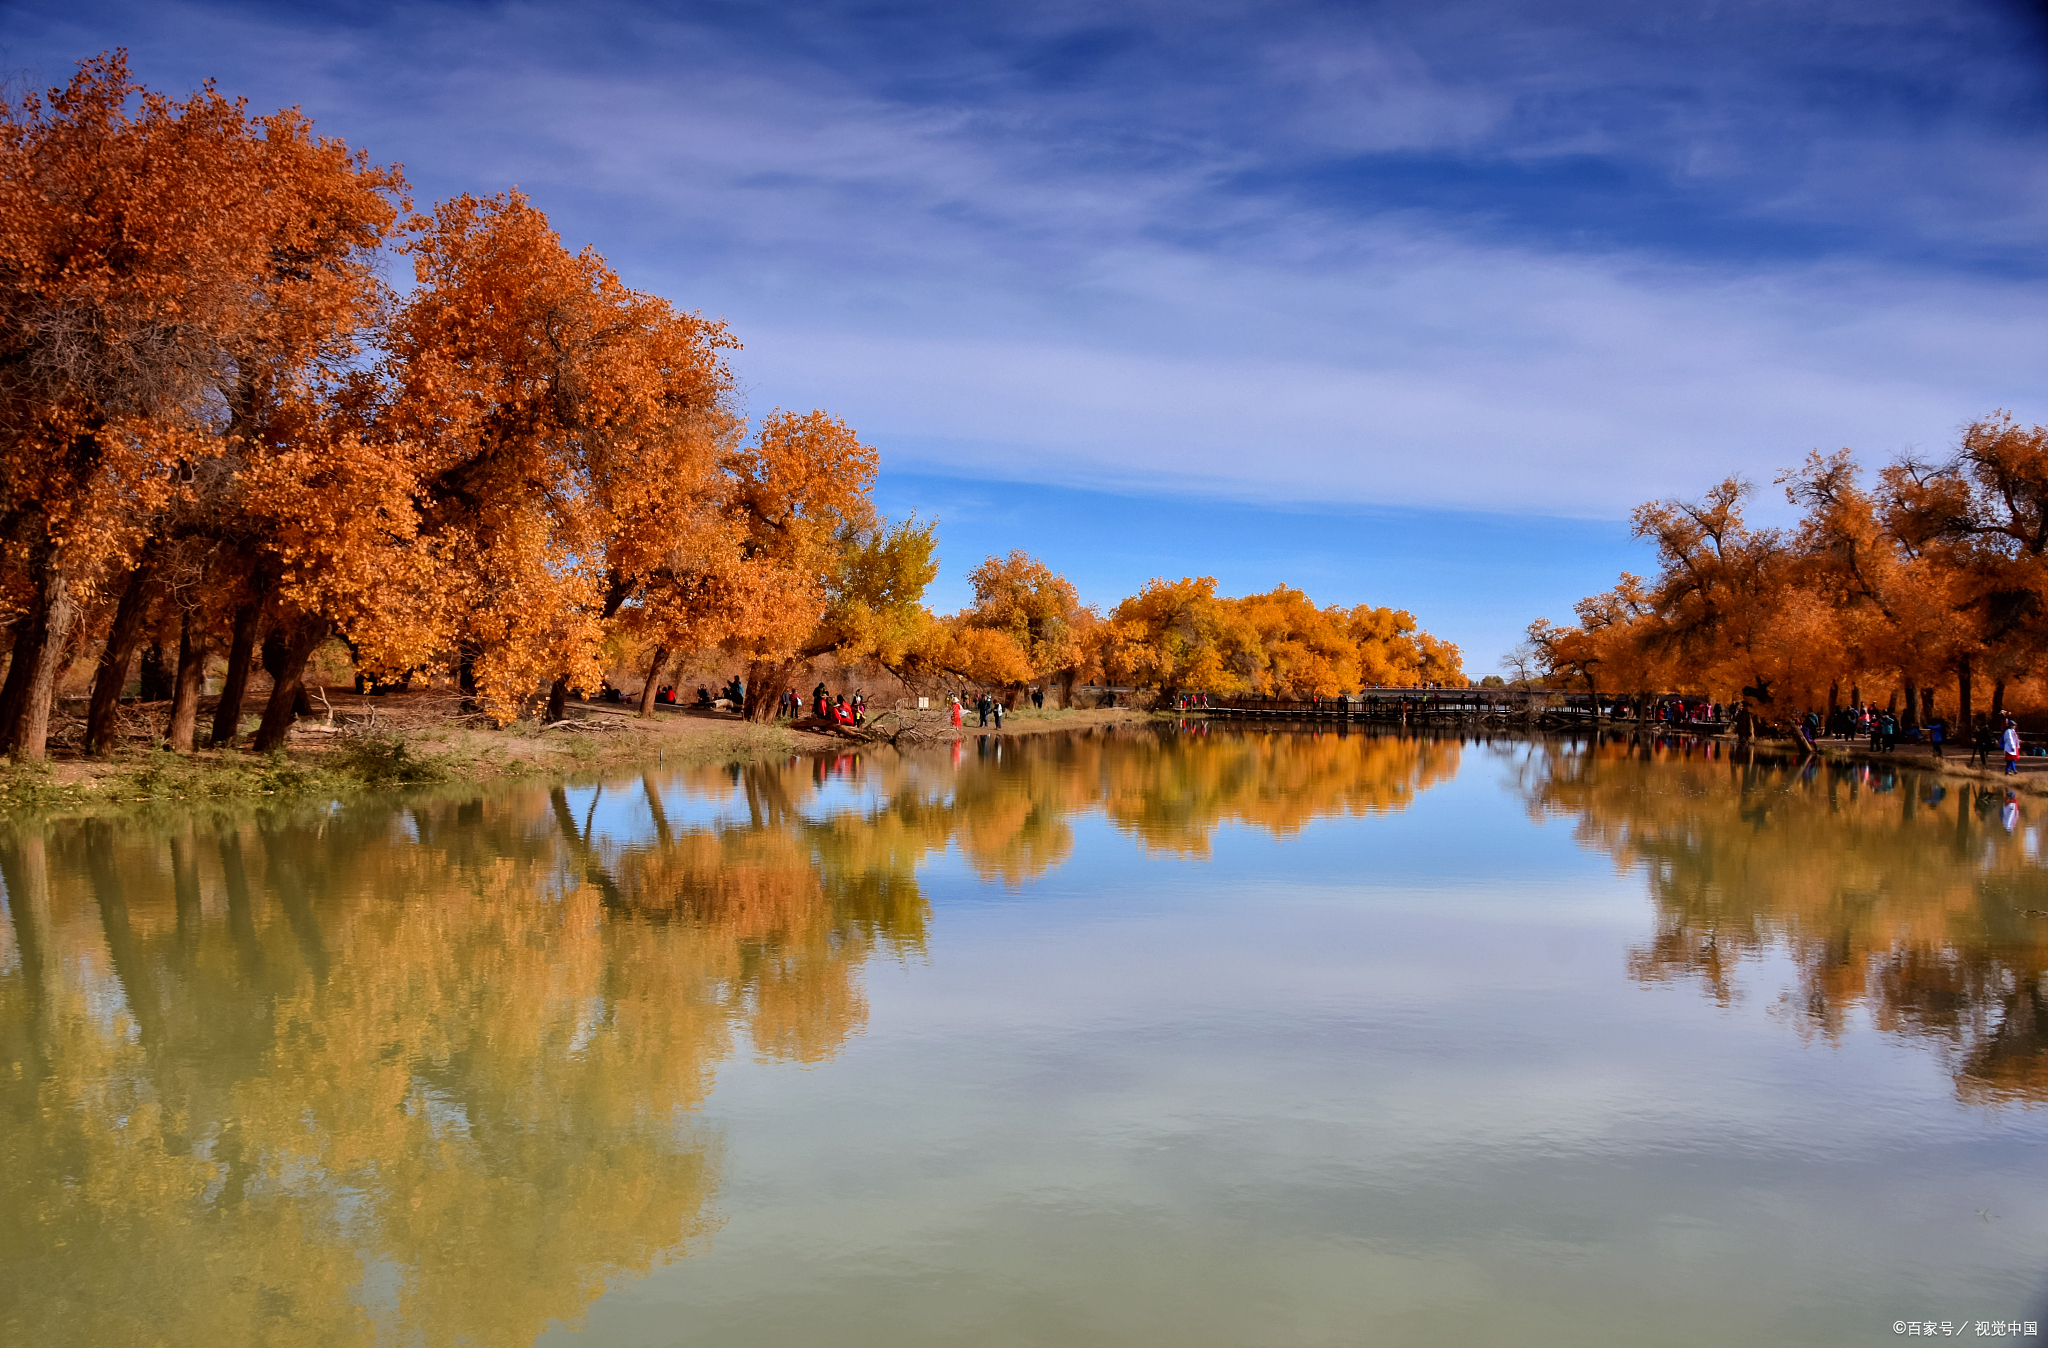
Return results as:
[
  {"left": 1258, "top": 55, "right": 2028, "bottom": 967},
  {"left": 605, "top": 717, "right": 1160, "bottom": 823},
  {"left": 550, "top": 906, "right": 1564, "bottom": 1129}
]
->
[
  {"left": 1609, "top": 692, "right": 2038, "bottom": 778},
  {"left": 1787, "top": 706, "right": 2031, "bottom": 775}
]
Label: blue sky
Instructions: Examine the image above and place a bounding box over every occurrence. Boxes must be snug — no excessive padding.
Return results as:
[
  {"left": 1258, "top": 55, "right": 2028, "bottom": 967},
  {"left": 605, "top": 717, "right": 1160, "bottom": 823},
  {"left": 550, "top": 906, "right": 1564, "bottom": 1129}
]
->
[{"left": 7, "top": 1, "right": 2046, "bottom": 672}]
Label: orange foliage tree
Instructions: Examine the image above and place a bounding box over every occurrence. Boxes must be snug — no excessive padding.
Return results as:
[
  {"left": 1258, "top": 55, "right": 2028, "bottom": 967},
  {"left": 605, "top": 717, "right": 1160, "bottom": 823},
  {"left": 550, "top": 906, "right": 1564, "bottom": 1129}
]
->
[
  {"left": 1527, "top": 413, "right": 2048, "bottom": 731},
  {"left": 1097, "top": 577, "right": 1464, "bottom": 702},
  {"left": 0, "top": 53, "right": 403, "bottom": 758}
]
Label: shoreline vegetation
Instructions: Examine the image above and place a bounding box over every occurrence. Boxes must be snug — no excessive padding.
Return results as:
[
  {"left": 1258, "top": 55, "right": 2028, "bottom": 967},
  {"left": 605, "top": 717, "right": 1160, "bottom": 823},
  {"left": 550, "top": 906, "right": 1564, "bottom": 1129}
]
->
[
  {"left": 0, "top": 56, "right": 1465, "bottom": 784},
  {"left": 0, "top": 692, "right": 1171, "bottom": 817}
]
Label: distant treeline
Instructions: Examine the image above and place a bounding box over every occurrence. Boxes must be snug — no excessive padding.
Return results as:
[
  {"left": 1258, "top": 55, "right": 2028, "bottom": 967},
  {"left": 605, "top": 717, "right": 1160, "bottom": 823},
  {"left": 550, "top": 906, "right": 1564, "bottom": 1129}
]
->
[{"left": 0, "top": 56, "right": 1463, "bottom": 761}]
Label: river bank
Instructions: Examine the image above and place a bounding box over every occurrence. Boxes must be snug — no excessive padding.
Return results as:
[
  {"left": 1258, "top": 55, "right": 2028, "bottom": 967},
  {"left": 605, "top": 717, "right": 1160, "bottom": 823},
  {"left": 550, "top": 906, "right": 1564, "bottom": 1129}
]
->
[
  {"left": 0, "top": 694, "right": 1166, "bottom": 816},
  {"left": 1558, "top": 718, "right": 2048, "bottom": 793}
]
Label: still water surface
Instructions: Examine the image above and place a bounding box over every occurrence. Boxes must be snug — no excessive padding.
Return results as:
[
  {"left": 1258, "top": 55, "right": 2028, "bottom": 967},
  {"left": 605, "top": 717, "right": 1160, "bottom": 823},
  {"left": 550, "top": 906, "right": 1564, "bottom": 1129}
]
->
[{"left": 4, "top": 728, "right": 2047, "bottom": 1346}]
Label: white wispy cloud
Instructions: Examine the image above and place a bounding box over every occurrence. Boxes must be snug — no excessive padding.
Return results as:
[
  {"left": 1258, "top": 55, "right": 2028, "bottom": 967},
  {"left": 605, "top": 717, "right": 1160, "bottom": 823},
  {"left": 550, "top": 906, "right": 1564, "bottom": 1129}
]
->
[{"left": 10, "top": 0, "right": 2046, "bottom": 518}]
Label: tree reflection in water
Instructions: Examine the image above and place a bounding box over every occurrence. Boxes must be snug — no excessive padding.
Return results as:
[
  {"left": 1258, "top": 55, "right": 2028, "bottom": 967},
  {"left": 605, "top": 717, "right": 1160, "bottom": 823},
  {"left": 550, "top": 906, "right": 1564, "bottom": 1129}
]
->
[
  {"left": 0, "top": 725, "right": 1461, "bottom": 1344},
  {"left": 1516, "top": 735, "right": 2048, "bottom": 1107}
]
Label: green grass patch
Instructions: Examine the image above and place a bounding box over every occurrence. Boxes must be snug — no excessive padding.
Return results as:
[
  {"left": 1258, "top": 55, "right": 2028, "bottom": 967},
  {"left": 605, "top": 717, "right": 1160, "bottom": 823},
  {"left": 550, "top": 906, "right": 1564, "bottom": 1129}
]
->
[{"left": 332, "top": 734, "right": 452, "bottom": 786}]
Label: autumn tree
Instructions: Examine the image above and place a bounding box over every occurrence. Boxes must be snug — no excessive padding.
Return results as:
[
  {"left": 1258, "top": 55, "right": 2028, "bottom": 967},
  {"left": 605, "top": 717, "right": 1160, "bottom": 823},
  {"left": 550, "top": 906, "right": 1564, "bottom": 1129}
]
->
[
  {"left": 708, "top": 410, "right": 941, "bottom": 721},
  {"left": 0, "top": 54, "right": 403, "bottom": 759},
  {"left": 386, "top": 192, "right": 737, "bottom": 725},
  {"left": 1098, "top": 577, "right": 1253, "bottom": 702},
  {"left": 915, "top": 551, "right": 1095, "bottom": 702},
  {"left": 1886, "top": 414, "right": 2048, "bottom": 723},
  {"left": 1529, "top": 414, "right": 2048, "bottom": 730}
]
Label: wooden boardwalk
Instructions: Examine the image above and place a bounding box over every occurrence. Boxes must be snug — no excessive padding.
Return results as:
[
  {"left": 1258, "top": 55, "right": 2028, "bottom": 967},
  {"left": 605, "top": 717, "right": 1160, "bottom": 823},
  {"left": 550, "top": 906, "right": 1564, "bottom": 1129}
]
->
[{"left": 1199, "top": 689, "right": 1585, "bottom": 723}]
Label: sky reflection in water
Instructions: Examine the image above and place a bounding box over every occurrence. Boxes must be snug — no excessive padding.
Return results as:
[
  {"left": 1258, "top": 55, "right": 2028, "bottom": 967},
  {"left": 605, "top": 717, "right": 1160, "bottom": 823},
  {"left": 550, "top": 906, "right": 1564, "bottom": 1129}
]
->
[{"left": 3, "top": 727, "right": 2046, "bottom": 1347}]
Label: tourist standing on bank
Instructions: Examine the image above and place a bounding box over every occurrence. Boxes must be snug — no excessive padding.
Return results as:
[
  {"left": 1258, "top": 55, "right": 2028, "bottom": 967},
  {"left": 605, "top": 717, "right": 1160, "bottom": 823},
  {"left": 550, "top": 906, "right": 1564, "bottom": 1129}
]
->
[
  {"left": 993, "top": 697, "right": 1004, "bottom": 729},
  {"left": 2003, "top": 719, "right": 2022, "bottom": 775},
  {"left": 950, "top": 695, "right": 963, "bottom": 729}
]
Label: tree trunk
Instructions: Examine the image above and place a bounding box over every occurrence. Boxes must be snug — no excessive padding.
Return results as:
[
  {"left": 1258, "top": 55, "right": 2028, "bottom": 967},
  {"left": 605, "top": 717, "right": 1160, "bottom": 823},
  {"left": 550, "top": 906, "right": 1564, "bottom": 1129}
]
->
[
  {"left": 1, "top": 565, "right": 77, "bottom": 763},
  {"left": 252, "top": 616, "right": 331, "bottom": 753},
  {"left": 1902, "top": 679, "right": 1918, "bottom": 733},
  {"left": 1959, "top": 655, "right": 1973, "bottom": 733},
  {"left": 86, "top": 559, "right": 160, "bottom": 754},
  {"left": 546, "top": 677, "right": 568, "bottom": 723},
  {"left": 1994, "top": 679, "right": 2007, "bottom": 723},
  {"left": 165, "top": 614, "right": 210, "bottom": 752},
  {"left": 637, "top": 645, "right": 670, "bottom": 719},
  {"left": 138, "top": 642, "right": 173, "bottom": 702},
  {"left": 209, "top": 597, "right": 262, "bottom": 747},
  {"left": 1828, "top": 681, "right": 1839, "bottom": 720},
  {"left": 744, "top": 657, "right": 798, "bottom": 723},
  {"left": 0, "top": 596, "right": 50, "bottom": 750}
]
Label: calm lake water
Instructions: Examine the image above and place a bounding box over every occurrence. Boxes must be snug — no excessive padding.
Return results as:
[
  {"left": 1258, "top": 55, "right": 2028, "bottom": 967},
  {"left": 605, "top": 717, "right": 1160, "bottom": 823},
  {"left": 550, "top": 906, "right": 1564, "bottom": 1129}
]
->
[{"left": 4, "top": 726, "right": 2047, "bottom": 1346}]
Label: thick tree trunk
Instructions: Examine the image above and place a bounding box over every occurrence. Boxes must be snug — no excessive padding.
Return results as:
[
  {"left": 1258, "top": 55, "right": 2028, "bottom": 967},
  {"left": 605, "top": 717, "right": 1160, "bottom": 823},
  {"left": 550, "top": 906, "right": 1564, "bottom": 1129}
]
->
[
  {"left": 1994, "top": 679, "right": 2007, "bottom": 723},
  {"left": 1959, "top": 655, "right": 1973, "bottom": 733},
  {"left": 745, "top": 657, "right": 798, "bottom": 722},
  {"left": 1828, "top": 681, "right": 1840, "bottom": 720},
  {"left": 252, "top": 616, "right": 331, "bottom": 753},
  {"left": 259, "top": 628, "right": 315, "bottom": 716},
  {"left": 637, "top": 646, "right": 670, "bottom": 719},
  {"left": 1902, "top": 679, "right": 1918, "bottom": 733},
  {"left": 86, "top": 558, "right": 159, "bottom": 754},
  {"left": 138, "top": 642, "right": 173, "bottom": 702},
  {"left": 0, "top": 598, "right": 49, "bottom": 749},
  {"left": 165, "top": 614, "right": 210, "bottom": 752},
  {"left": 209, "top": 598, "right": 262, "bottom": 747},
  {"left": 546, "top": 677, "right": 568, "bottom": 723},
  {"left": 1, "top": 566, "right": 77, "bottom": 763}
]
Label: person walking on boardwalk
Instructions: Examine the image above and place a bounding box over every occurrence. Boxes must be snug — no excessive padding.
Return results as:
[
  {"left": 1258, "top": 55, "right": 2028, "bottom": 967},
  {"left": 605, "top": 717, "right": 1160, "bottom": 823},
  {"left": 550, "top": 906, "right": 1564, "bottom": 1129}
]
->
[
  {"left": 1972, "top": 717, "right": 1994, "bottom": 768},
  {"left": 2004, "top": 718, "right": 2022, "bottom": 775},
  {"left": 1928, "top": 718, "right": 1945, "bottom": 759}
]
